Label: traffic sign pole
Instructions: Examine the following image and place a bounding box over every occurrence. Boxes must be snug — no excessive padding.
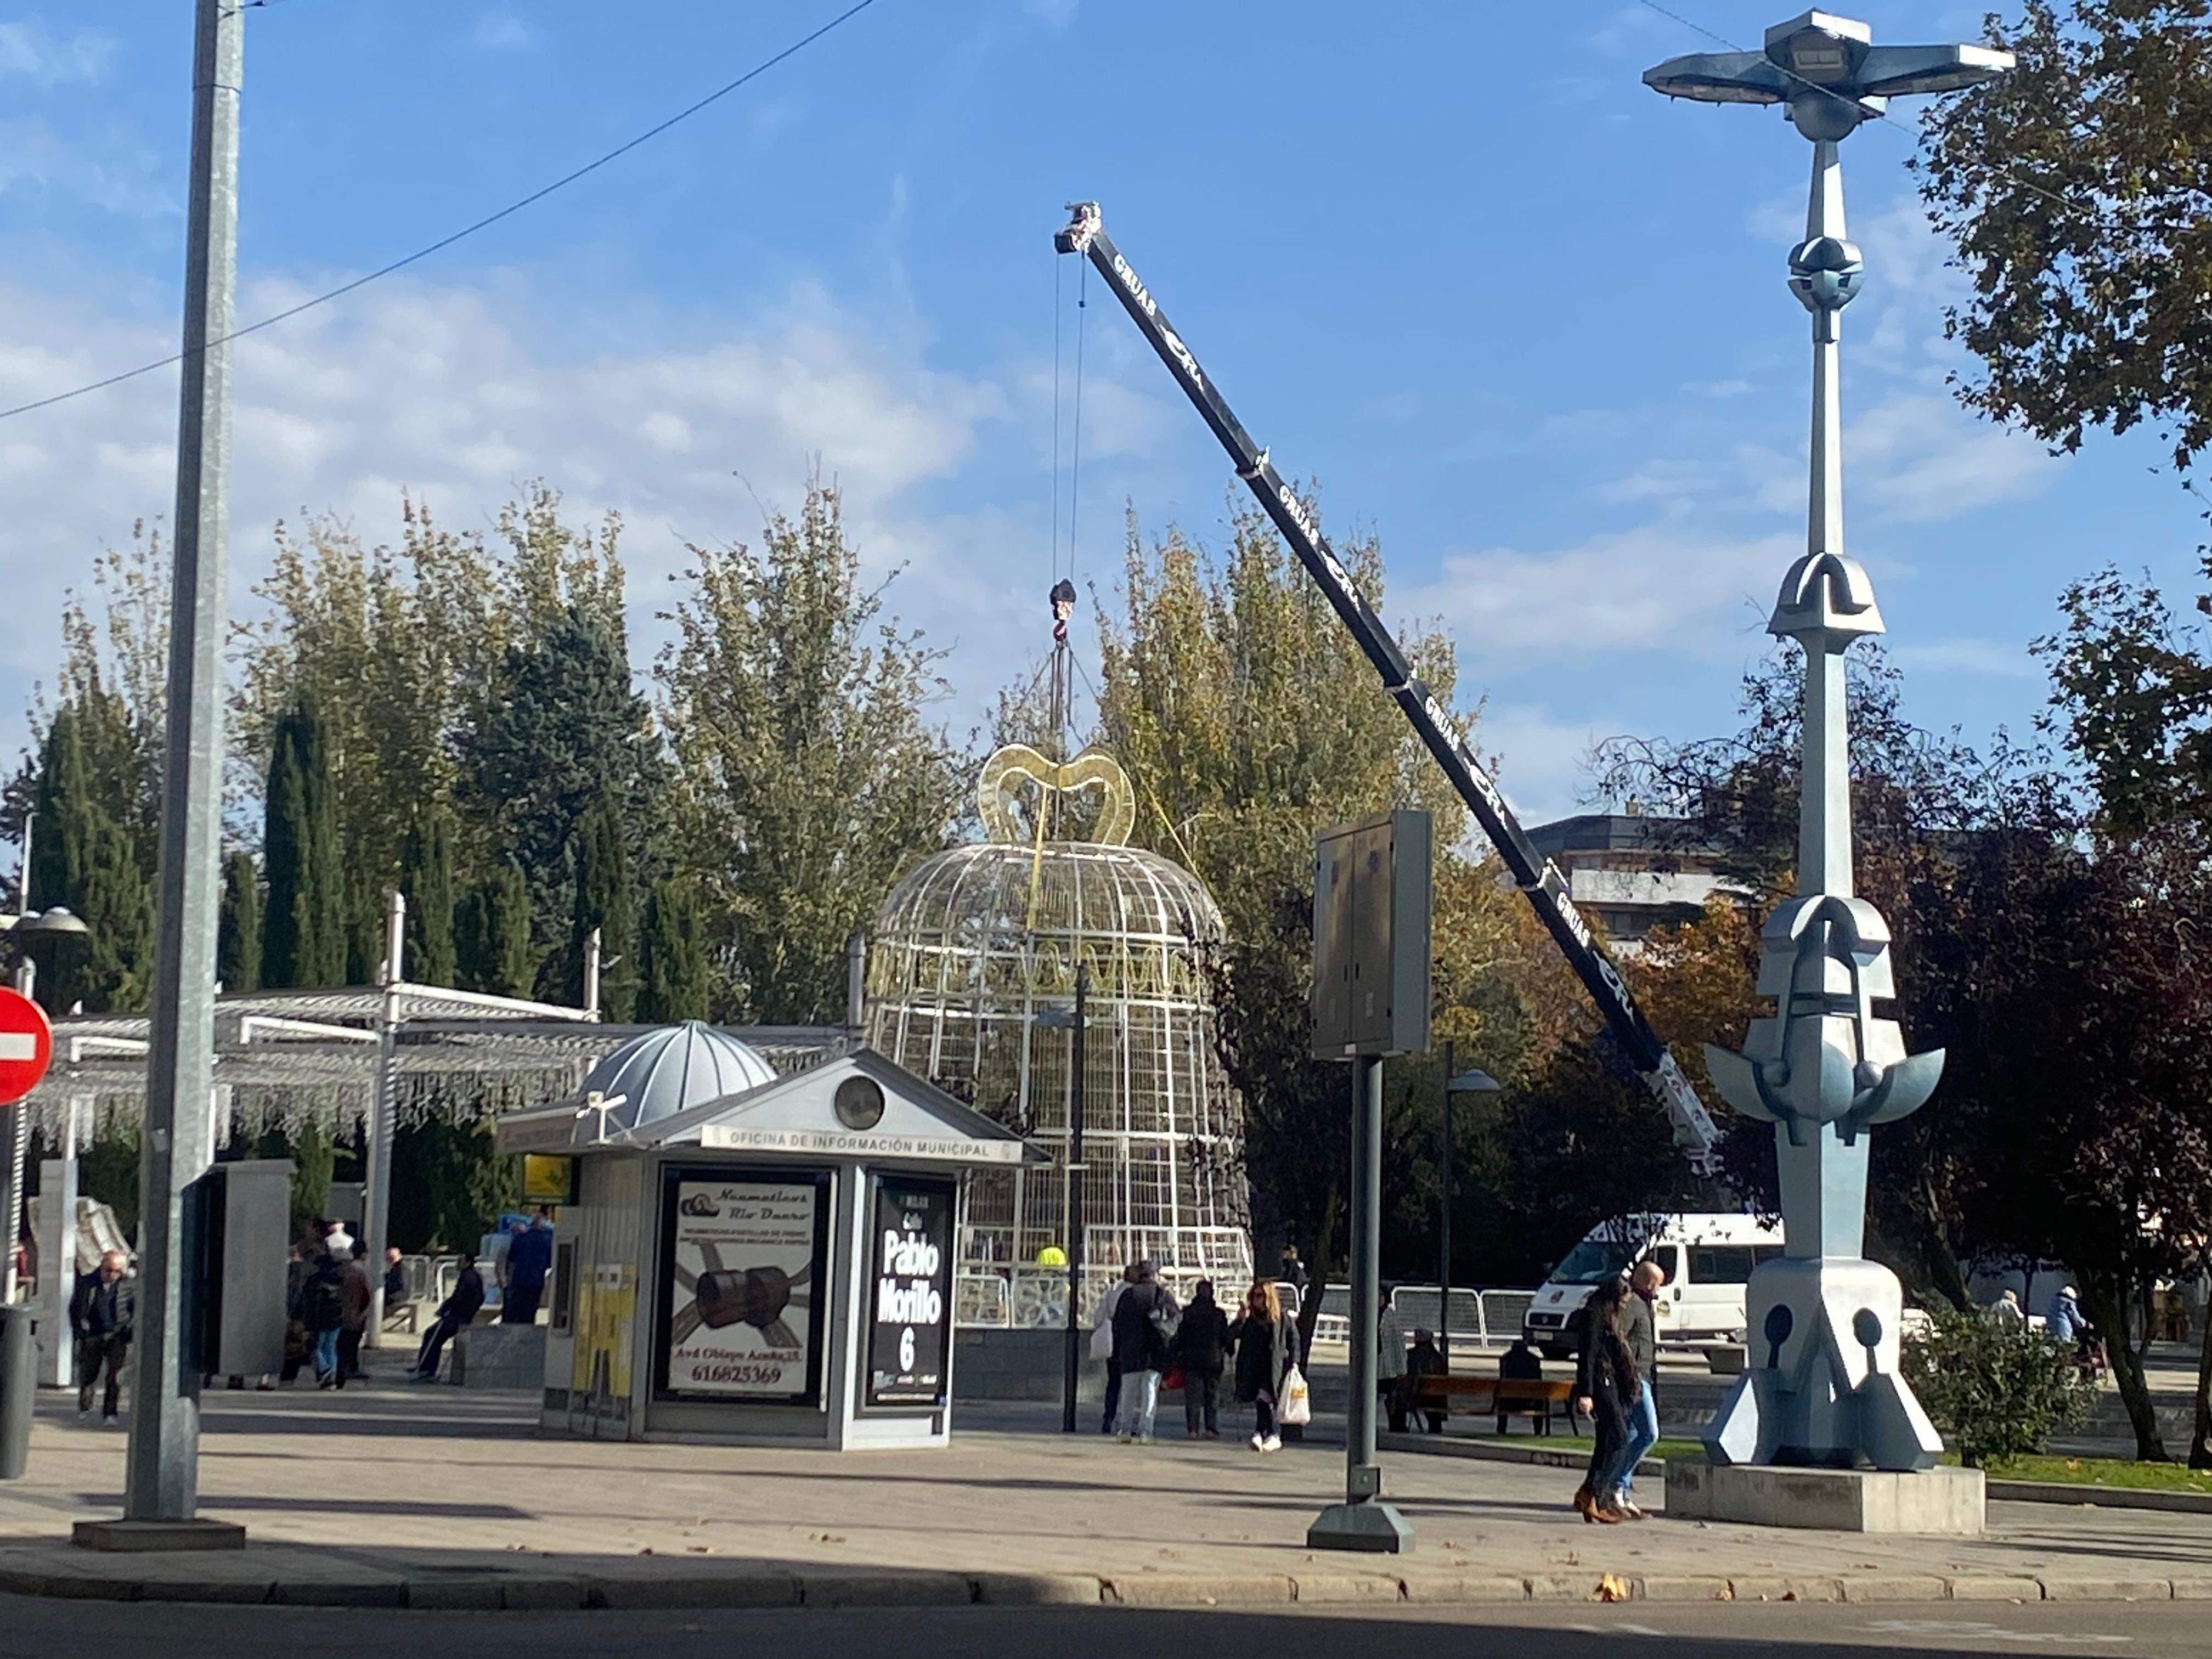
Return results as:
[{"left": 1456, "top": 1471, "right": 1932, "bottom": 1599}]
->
[{"left": 0, "top": 988, "right": 54, "bottom": 1307}]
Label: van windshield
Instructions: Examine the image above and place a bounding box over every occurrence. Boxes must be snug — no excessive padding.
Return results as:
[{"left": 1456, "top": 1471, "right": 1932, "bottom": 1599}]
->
[{"left": 1550, "top": 1238, "right": 1640, "bottom": 1285}]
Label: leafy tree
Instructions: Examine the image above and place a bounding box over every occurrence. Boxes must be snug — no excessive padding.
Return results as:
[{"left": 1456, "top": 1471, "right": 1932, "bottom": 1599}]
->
[
  {"left": 455, "top": 860, "right": 536, "bottom": 999},
  {"left": 459, "top": 606, "right": 662, "bottom": 969},
  {"left": 1903, "top": 1305, "right": 2097, "bottom": 1469},
  {"left": 1917, "top": 1, "right": 2212, "bottom": 472},
  {"left": 25, "top": 703, "right": 154, "bottom": 1014},
  {"left": 636, "top": 874, "right": 708, "bottom": 1023},
  {"left": 390, "top": 1118, "right": 518, "bottom": 1254},
  {"left": 564, "top": 791, "right": 636, "bottom": 1019},
  {"left": 400, "top": 808, "right": 457, "bottom": 986},
  {"left": 658, "top": 482, "right": 964, "bottom": 1023},
  {"left": 261, "top": 695, "right": 345, "bottom": 988},
  {"left": 217, "top": 850, "right": 261, "bottom": 992}
]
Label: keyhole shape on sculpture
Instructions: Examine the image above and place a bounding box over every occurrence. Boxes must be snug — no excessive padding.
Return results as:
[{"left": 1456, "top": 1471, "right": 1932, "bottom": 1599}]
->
[
  {"left": 1852, "top": 1308, "right": 1884, "bottom": 1373},
  {"left": 1763, "top": 1304, "right": 1795, "bottom": 1372}
]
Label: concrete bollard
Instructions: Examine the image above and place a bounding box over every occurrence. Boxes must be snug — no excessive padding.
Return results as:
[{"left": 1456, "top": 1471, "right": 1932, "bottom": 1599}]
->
[{"left": 0, "top": 1303, "right": 36, "bottom": 1479}]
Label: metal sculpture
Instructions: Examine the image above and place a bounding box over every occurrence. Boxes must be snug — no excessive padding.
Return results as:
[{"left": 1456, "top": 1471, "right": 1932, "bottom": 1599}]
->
[{"left": 1646, "top": 11, "right": 2011, "bottom": 1470}]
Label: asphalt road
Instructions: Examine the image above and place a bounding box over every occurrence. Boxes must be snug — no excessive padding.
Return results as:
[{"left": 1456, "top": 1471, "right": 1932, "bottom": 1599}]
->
[{"left": 0, "top": 1594, "right": 2190, "bottom": 1658}]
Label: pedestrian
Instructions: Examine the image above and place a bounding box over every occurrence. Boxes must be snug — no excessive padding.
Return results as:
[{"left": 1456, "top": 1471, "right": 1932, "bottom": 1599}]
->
[
  {"left": 410, "top": 1251, "right": 486, "bottom": 1383},
  {"left": 1171, "top": 1278, "right": 1231, "bottom": 1438},
  {"left": 1091, "top": 1263, "right": 1137, "bottom": 1436},
  {"left": 383, "top": 1246, "right": 410, "bottom": 1316},
  {"left": 1600, "top": 1259, "right": 1664, "bottom": 1519},
  {"left": 1228, "top": 1279, "right": 1300, "bottom": 1453},
  {"left": 1376, "top": 1286, "right": 1409, "bottom": 1433},
  {"left": 1989, "top": 1289, "right": 2025, "bottom": 1328},
  {"left": 321, "top": 1216, "right": 356, "bottom": 1262},
  {"left": 1278, "top": 1244, "right": 1309, "bottom": 1295},
  {"left": 2045, "top": 1283, "right": 2098, "bottom": 1373},
  {"left": 68, "top": 1249, "right": 134, "bottom": 1424},
  {"left": 279, "top": 1244, "right": 311, "bottom": 1385},
  {"left": 500, "top": 1211, "right": 553, "bottom": 1325},
  {"left": 1402, "top": 1327, "right": 1448, "bottom": 1433},
  {"left": 1110, "top": 1259, "right": 1180, "bottom": 1444},
  {"left": 300, "top": 1246, "right": 347, "bottom": 1389},
  {"left": 337, "top": 1245, "right": 373, "bottom": 1384},
  {"left": 1573, "top": 1276, "right": 1639, "bottom": 1523}
]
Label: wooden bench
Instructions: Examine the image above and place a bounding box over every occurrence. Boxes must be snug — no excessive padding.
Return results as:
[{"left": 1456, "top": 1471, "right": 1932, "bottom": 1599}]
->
[{"left": 1409, "top": 1374, "right": 1574, "bottom": 1435}]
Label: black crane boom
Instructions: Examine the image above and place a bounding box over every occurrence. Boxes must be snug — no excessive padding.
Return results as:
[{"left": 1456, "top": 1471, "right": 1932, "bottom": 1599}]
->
[{"left": 1055, "top": 201, "right": 1720, "bottom": 1170}]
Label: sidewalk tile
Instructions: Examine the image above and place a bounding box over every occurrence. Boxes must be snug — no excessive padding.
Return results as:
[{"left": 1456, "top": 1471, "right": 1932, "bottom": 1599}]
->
[
  {"left": 589, "top": 1567, "right": 799, "bottom": 1610},
  {"left": 1945, "top": 1576, "right": 2042, "bottom": 1600},
  {"left": 1634, "top": 1575, "right": 1732, "bottom": 1601},
  {"left": 1839, "top": 1575, "right": 1948, "bottom": 1602},
  {"left": 1729, "top": 1574, "right": 1843, "bottom": 1602},
  {"left": 969, "top": 1571, "right": 1101, "bottom": 1606},
  {"left": 800, "top": 1569, "right": 974, "bottom": 1609},
  {"left": 2039, "top": 1577, "right": 2174, "bottom": 1601},
  {"left": 1106, "top": 1573, "right": 1294, "bottom": 1606},
  {"left": 1290, "top": 1572, "right": 1403, "bottom": 1603},
  {"left": 2167, "top": 1576, "right": 2212, "bottom": 1600},
  {"left": 1401, "top": 1575, "right": 1528, "bottom": 1602},
  {"left": 1528, "top": 1573, "right": 1611, "bottom": 1600}
]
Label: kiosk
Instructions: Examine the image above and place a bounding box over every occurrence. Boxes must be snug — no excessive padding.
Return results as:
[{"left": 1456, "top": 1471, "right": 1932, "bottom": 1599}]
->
[{"left": 496, "top": 1023, "right": 1032, "bottom": 1449}]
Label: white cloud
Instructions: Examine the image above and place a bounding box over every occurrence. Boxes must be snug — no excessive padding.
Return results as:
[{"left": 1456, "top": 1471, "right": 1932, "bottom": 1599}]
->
[
  {"left": 1400, "top": 521, "right": 1792, "bottom": 663},
  {"left": 0, "top": 269, "right": 1048, "bottom": 766},
  {"left": 1849, "top": 391, "right": 2062, "bottom": 522},
  {"left": 1470, "top": 702, "right": 1615, "bottom": 828},
  {"left": 0, "top": 21, "right": 116, "bottom": 86},
  {"left": 472, "top": 12, "right": 535, "bottom": 52},
  {"left": 0, "top": 117, "right": 170, "bottom": 216},
  {"left": 1891, "top": 636, "right": 2040, "bottom": 680}
]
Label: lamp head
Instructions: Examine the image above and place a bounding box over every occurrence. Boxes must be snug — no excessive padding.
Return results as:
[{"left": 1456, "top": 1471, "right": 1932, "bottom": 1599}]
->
[{"left": 12, "top": 906, "right": 90, "bottom": 940}]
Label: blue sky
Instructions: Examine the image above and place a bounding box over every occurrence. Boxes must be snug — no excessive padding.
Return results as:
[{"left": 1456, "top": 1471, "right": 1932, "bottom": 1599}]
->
[{"left": 0, "top": 0, "right": 2199, "bottom": 824}]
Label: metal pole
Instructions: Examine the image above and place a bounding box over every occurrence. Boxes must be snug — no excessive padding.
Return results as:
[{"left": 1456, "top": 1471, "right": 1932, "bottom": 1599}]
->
[
  {"left": 1060, "top": 963, "right": 1087, "bottom": 1434},
  {"left": 845, "top": 929, "right": 866, "bottom": 1037},
  {"left": 583, "top": 927, "right": 602, "bottom": 1019},
  {"left": 123, "top": 0, "right": 241, "bottom": 1526},
  {"left": 1309, "top": 1053, "right": 1410, "bottom": 1549},
  {"left": 1438, "top": 1039, "right": 1453, "bottom": 1370},
  {"left": 362, "top": 890, "right": 402, "bottom": 1345},
  {"left": 18, "top": 809, "right": 32, "bottom": 914}
]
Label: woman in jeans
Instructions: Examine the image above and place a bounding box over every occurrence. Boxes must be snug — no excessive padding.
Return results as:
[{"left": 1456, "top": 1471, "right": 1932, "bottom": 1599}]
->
[
  {"left": 1572, "top": 1277, "right": 1640, "bottom": 1523},
  {"left": 1228, "top": 1280, "right": 1300, "bottom": 1452}
]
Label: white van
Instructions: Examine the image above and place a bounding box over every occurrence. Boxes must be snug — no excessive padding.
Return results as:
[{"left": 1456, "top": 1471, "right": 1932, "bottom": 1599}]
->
[{"left": 1520, "top": 1212, "right": 1786, "bottom": 1358}]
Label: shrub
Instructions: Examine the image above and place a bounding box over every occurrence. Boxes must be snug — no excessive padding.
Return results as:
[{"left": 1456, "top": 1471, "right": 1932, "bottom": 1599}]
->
[{"left": 1901, "top": 1304, "right": 2096, "bottom": 1468}]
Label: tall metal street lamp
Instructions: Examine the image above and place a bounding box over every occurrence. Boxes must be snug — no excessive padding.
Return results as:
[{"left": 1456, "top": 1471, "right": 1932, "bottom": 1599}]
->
[
  {"left": 1036, "top": 963, "right": 1091, "bottom": 1434},
  {"left": 1435, "top": 1037, "right": 1498, "bottom": 1370},
  {"left": 1644, "top": 14, "right": 2010, "bottom": 1475}
]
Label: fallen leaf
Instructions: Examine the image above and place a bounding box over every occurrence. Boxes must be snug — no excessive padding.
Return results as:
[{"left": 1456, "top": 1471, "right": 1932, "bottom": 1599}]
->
[{"left": 1597, "top": 1573, "right": 1629, "bottom": 1603}]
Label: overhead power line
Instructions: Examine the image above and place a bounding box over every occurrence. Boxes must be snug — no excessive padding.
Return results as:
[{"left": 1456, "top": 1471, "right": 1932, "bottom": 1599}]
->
[{"left": 0, "top": 0, "right": 884, "bottom": 424}]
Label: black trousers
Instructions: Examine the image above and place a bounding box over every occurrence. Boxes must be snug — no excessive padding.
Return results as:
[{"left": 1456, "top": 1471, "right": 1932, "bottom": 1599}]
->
[
  {"left": 76, "top": 1334, "right": 128, "bottom": 1417},
  {"left": 414, "top": 1314, "right": 465, "bottom": 1379},
  {"left": 1182, "top": 1372, "right": 1221, "bottom": 1434},
  {"left": 337, "top": 1328, "right": 364, "bottom": 1379},
  {"left": 1100, "top": 1358, "right": 1122, "bottom": 1434}
]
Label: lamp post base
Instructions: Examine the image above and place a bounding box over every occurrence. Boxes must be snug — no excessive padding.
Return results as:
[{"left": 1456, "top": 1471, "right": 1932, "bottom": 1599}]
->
[
  {"left": 71, "top": 1518, "right": 246, "bottom": 1553},
  {"left": 1306, "top": 1500, "right": 1414, "bottom": 1554}
]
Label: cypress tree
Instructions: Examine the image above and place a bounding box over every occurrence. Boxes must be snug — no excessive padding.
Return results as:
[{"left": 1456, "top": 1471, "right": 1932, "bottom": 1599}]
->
[
  {"left": 637, "top": 874, "right": 707, "bottom": 1023},
  {"left": 261, "top": 695, "right": 345, "bottom": 988},
  {"left": 216, "top": 850, "right": 262, "bottom": 992},
  {"left": 400, "top": 808, "right": 456, "bottom": 986},
  {"left": 28, "top": 704, "right": 154, "bottom": 1014},
  {"left": 456, "top": 860, "right": 535, "bottom": 998},
  {"left": 568, "top": 792, "right": 636, "bottom": 1019}
]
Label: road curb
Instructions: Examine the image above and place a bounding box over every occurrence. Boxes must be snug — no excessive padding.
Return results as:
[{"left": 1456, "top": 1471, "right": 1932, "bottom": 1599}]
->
[
  {"left": 0, "top": 1542, "right": 2199, "bottom": 1610},
  {"left": 1379, "top": 1431, "right": 2212, "bottom": 1515}
]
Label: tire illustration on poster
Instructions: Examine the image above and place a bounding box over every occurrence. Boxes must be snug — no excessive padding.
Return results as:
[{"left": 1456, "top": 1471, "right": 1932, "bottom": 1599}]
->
[{"left": 656, "top": 1167, "right": 830, "bottom": 1403}]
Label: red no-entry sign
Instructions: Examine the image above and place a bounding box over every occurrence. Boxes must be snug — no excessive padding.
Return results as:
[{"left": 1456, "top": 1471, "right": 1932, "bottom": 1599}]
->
[{"left": 0, "top": 988, "right": 52, "bottom": 1103}]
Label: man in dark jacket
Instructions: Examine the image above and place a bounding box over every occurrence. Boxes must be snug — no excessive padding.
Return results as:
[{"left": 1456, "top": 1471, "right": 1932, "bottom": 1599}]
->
[
  {"left": 1603, "top": 1259, "right": 1664, "bottom": 1518},
  {"left": 69, "top": 1250, "right": 135, "bottom": 1423},
  {"left": 1170, "top": 1279, "right": 1230, "bottom": 1438},
  {"left": 1109, "top": 1259, "right": 1178, "bottom": 1443},
  {"left": 409, "top": 1252, "right": 486, "bottom": 1383}
]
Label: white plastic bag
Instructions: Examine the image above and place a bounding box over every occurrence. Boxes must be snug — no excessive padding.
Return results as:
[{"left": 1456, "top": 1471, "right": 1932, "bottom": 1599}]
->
[{"left": 1278, "top": 1363, "right": 1312, "bottom": 1426}]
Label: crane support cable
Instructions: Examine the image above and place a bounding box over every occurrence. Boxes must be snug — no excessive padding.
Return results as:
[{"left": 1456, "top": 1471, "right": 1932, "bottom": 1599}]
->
[{"left": 1052, "top": 201, "right": 1721, "bottom": 1172}]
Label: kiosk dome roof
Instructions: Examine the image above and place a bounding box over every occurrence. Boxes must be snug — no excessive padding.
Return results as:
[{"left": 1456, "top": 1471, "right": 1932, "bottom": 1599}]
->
[{"left": 580, "top": 1021, "right": 776, "bottom": 1133}]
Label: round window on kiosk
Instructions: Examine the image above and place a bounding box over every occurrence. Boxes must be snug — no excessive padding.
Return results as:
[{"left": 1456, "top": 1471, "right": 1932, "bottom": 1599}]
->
[{"left": 834, "top": 1074, "right": 885, "bottom": 1131}]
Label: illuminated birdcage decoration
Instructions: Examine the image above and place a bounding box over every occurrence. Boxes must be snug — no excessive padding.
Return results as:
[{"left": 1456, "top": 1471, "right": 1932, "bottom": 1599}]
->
[{"left": 865, "top": 743, "right": 1251, "bottom": 1299}]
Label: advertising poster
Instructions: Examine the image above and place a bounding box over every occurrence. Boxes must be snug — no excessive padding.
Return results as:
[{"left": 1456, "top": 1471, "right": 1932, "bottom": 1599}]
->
[
  {"left": 866, "top": 1176, "right": 956, "bottom": 1408},
  {"left": 659, "top": 1170, "right": 827, "bottom": 1402}
]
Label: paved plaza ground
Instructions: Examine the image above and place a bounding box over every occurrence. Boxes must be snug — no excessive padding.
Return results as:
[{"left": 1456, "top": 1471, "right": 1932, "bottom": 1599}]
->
[{"left": 0, "top": 1352, "right": 2206, "bottom": 1613}]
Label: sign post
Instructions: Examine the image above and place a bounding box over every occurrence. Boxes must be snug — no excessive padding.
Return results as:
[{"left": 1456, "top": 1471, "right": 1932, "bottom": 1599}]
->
[{"left": 0, "top": 986, "right": 53, "bottom": 1306}]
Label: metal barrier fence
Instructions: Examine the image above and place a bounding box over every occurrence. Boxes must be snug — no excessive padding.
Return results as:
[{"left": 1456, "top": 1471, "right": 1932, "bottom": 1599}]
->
[
  {"left": 954, "top": 1272, "right": 1543, "bottom": 1347},
  {"left": 1308, "top": 1284, "right": 1538, "bottom": 1347}
]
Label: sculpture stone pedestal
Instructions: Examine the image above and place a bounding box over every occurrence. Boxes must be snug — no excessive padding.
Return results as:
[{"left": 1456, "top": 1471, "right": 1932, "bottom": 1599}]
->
[{"left": 1666, "top": 1454, "right": 1984, "bottom": 1535}]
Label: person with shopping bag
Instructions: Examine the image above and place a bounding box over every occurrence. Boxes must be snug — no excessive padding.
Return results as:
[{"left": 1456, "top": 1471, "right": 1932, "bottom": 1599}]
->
[
  {"left": 1228, "top": 1279, "right": 1302, "bottom": 1452},
  {"left": 1090, "top": 1263, "right": 1138, "bottom": 1435}
]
